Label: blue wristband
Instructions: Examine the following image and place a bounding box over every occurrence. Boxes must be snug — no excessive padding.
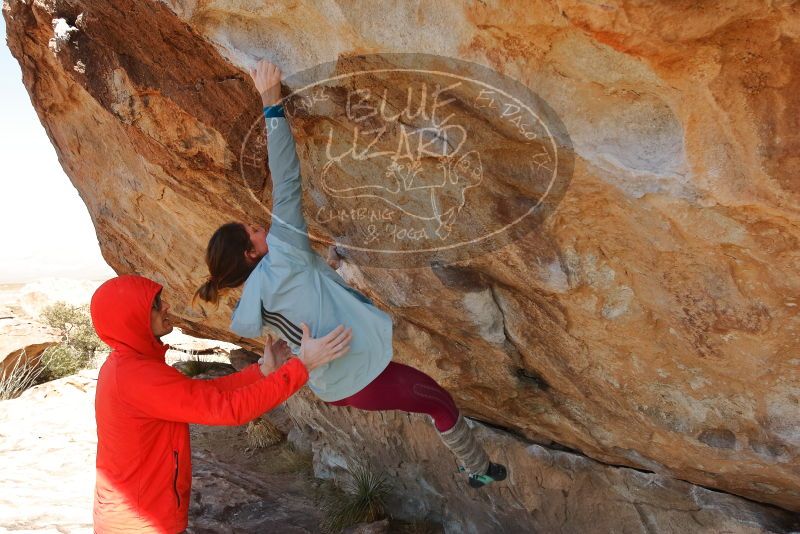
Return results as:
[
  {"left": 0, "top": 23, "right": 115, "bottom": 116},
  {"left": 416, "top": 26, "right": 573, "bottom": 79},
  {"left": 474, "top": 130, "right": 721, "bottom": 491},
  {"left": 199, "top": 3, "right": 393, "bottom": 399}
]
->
[{"left": 263, "top": 104, "right": 285, "bottom": 118}]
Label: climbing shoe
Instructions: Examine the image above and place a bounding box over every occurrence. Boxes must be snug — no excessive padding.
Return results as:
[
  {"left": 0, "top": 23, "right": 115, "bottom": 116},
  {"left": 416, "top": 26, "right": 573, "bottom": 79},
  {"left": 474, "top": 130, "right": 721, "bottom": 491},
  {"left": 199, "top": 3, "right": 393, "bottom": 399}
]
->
[{"left": 463, "top": 462, "right": 508, "bottom": 488}]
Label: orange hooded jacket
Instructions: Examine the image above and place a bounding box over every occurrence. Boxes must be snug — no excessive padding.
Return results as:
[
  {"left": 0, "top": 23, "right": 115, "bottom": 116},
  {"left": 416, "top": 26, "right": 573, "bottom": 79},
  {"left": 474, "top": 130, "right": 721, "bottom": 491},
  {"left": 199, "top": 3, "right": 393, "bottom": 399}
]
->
[{"left": 90, "top": 275, "right": 308, "bottom": 533}]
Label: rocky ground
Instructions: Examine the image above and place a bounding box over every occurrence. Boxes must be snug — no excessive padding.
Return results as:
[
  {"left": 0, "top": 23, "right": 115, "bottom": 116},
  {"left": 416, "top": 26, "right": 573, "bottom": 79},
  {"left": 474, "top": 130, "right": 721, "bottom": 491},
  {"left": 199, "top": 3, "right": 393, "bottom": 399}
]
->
[{"left": 0, "top": 282, "right": 63, "bottom": 374}]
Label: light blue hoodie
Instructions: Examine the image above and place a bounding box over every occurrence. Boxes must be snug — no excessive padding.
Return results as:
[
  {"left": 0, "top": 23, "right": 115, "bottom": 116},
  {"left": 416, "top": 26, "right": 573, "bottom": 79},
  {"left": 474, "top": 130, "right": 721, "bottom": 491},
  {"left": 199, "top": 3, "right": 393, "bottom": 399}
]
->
[{"left": 230, "top": 105, "right": 393, "bottom": 402}]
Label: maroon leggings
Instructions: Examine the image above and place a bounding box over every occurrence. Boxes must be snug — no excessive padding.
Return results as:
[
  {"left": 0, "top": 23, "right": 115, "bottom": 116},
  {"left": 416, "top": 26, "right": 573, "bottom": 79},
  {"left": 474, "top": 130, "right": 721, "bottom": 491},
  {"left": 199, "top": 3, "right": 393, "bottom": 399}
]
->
[{"left": 326, "top": 362, "right": 460, "bottom": 432}]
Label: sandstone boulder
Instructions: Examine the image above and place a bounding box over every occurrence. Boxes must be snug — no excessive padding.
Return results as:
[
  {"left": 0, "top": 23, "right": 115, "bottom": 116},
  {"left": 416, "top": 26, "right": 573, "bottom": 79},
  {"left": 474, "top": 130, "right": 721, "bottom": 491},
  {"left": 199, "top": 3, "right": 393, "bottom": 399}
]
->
[
  {"left": 0, "top": 316, "right": 58, "bottom": 374},
  {"left": 4, "top": 0, "right": 800, "bottom": 523}
]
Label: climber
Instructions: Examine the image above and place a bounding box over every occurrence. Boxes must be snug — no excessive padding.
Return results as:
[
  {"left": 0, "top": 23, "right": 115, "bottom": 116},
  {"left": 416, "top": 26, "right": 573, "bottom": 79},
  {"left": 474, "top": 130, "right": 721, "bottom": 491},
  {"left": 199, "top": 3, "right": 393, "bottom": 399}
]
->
[
  {"left": 90, "top": 274, "right": 352, "bottom": 533},
  {"left": 195, "top": 59, "right": 507, "bottom": 488}
]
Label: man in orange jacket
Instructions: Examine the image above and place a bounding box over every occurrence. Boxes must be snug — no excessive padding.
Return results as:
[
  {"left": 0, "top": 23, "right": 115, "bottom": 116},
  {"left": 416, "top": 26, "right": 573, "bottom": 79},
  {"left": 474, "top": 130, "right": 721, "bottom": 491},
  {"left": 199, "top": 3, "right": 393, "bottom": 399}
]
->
[{"left": 90, "top": 274, "right": 352, "bottom": 533}]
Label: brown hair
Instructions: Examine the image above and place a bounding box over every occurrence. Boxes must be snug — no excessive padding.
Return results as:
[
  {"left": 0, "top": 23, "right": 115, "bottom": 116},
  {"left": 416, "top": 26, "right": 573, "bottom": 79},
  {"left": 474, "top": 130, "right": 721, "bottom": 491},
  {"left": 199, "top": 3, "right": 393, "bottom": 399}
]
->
[{"left": 194, "top": 222, "right": 256, "bottom": 305}]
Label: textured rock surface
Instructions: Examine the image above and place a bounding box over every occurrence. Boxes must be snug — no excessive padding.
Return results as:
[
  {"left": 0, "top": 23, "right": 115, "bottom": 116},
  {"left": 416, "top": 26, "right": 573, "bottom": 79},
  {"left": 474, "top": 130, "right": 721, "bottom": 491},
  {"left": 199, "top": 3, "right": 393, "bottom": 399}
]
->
[
  {"left": 285, "top": 391, "right": 798, "bottom": 533},
  {"left": 186, "top": 443, "right": 323, "bottom": 534},
  {"left": 342, "top": 519, "right": 390, "bottom": 534},
  {"left": 0, "top": 318, "right": 56, "bottom": 373},
  {"left": 4, "top": 0, "right": 800, "bottom": 521}
]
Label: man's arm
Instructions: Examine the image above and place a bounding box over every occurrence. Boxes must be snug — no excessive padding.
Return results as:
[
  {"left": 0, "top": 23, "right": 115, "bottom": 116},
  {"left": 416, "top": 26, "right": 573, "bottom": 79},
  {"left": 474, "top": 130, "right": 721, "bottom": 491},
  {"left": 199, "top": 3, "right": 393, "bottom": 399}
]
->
[
  {"left": 207, "top": 363, "right": 263, "bottom": 392},
  {"left": 211, "top": 336, "right": 292, "bottom": 392},
  {"left": 119, "top": 358, "right": 309, "bottom": 426},
  {"left": 119, "top": 324, "right": 351, "bottom": 425}
]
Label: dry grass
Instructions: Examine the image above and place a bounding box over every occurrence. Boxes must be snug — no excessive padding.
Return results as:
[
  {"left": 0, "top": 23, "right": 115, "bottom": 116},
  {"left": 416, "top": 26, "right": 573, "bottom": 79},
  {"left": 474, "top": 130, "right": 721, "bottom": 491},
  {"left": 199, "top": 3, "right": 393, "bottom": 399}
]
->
[
  {"left": 267, "top": 444, "right": 315, "bottom": 475},
  {"left": 0, "top": 351, "right": 43, "bottom": 400},
  {"left": 319, "top": 462, "right": 390, "bottom": 533},
  {"left": 173, "top": 351, "right": 226, "bottom": 377},
  {"left": 245, "top": 417, "right": 285, "bottom": 449}
]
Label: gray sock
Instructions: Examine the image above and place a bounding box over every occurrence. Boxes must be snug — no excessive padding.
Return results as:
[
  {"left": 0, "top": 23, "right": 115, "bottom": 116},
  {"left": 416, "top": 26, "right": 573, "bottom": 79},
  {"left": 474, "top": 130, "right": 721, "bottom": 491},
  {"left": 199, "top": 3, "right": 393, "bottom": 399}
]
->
[{"left": 438, "top": 414, "right": 490, "bottom": 476}]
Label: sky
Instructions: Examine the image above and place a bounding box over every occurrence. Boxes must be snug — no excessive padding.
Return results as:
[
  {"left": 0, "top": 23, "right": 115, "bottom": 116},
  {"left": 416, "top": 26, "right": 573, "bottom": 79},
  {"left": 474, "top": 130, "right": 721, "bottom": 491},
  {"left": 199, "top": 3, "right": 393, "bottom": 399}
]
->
[{"left": 0, "top": 16, "right": 115, "bottom": 283}]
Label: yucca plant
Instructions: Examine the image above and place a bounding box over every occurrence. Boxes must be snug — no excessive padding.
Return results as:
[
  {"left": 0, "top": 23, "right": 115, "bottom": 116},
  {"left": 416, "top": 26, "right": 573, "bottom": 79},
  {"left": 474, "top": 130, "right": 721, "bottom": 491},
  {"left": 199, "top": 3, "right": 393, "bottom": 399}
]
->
[
  {"left": 0, "top": 351, "right": 43, "bottom": 400},
  {"left": 320, "top": 462, "right": 390, "bottom": 533},
  {"left": 245, "top": 417, "right": 285, "bottom": 449},
  {"left": 174, "top": 351, "right": 222, "bottom": 377}
]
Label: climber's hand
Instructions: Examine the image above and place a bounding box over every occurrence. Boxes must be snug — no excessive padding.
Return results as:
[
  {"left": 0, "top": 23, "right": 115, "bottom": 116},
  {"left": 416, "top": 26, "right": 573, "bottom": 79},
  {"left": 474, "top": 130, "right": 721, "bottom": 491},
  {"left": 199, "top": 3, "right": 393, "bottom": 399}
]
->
[
  {"left": 258, "top": 335, "right": 292, "bottom": 376},
  {"left": 271, "top": 337, "right": 293, "bottom": 364},
  {"left": 258, "top": 334, "right": 278, "bottom": 376},
  {"left": 326, "top": 245, "right": 342, "bottom": 270},
  {"left": 249, "top": 59, "right": 282, "bottom": 107}
]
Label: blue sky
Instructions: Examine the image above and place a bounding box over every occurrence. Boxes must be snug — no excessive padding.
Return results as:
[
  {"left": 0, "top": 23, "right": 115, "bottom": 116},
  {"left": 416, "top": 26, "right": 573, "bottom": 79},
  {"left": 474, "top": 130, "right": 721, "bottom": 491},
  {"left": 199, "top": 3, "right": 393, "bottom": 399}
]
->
[{"left": 0, "top": 16, "right": 114, "bottom": 283}]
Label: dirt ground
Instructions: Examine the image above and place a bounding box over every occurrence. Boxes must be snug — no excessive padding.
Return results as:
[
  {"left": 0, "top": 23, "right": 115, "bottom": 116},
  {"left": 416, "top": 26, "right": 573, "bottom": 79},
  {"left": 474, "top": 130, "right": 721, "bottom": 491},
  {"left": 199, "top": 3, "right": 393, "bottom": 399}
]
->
[
  {"left": 187, "top": 421, "right": 326, "bottom": 533},
  {"left": 188, "top": 420, "right": 442, "bottom": 533}
]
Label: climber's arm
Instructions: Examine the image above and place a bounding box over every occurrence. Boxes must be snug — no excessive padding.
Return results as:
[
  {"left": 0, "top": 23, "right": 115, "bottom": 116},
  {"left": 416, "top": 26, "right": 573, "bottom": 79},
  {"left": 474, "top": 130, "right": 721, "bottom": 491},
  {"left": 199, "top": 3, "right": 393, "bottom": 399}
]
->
[
  {"left": 249, "top": 59, "right": 311, "bottom": 251},
  {"left": 264, "top": 107, "right": 312, "bottom": 251}
]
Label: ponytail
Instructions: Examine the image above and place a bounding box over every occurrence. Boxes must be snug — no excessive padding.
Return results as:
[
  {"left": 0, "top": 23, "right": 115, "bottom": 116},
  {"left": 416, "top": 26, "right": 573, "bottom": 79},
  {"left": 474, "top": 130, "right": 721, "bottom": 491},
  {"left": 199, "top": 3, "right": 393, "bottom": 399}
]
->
[
  {"left": 194, "top": 222, "right": 256, "bottom": 305},
  {"left": 194, "top": 278, "right": 220, "bottom": 305}
]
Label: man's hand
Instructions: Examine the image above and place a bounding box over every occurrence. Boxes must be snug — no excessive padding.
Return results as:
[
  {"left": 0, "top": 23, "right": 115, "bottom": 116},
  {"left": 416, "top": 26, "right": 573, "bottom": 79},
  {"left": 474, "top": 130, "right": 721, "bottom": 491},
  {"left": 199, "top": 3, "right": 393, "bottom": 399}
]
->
[
  {"left": 249, "top": 59, "right": 282, "bottom": 107},
  {"left": 258, "top": 335, "right": 293, "bottom": 376},
  {"left": 298, "top": 323, "right": 352, "bottom": 371}
]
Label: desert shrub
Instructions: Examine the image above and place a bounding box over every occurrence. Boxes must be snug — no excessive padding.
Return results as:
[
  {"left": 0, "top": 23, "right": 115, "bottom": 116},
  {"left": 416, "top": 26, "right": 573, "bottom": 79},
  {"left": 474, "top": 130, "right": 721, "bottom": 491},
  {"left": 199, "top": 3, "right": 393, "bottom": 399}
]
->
[
  {"left": 41, "top": 302, "right": 105, "bottom": 356},
  {"left": 38, "top": 302, "right": 106, "bottom": 382},
  {"left": 0, "top": 351, "right": 44, "bottom": 400},
  {"left": 38, "top": 344, "right": 91, "bottom": 382},
  {"left": 319, "top": 462, "right": 390, "bottom": 533},
  {"left": 245, "top": 417, "right": 285, "bottom": 449},
  {"left": 259, "top": 442, "right": 314, "bottom": 475},
  {"left": 173, "top": 352, "right": 228, "bottom": 378}
]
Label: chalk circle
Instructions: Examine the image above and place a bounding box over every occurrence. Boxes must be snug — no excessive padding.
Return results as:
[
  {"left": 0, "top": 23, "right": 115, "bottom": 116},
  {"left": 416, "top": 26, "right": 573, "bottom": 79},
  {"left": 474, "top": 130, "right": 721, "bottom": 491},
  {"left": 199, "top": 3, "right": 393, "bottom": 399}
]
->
[{"left": 238, "top": 53, "right": 574, "bottom": 268}]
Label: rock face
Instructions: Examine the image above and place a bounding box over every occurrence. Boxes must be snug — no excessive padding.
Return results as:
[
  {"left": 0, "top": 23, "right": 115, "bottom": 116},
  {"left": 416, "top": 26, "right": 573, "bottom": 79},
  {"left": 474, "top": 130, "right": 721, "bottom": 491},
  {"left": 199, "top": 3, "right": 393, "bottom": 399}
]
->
[
  {"left": 0, "top": 318, "right": 57, "bottom": 374},
  {"left": 286, "top": 391, "right": 799, "bottom": 533},
  {"left": 4, "top": 0, "right": 800, "bottom": 525}
]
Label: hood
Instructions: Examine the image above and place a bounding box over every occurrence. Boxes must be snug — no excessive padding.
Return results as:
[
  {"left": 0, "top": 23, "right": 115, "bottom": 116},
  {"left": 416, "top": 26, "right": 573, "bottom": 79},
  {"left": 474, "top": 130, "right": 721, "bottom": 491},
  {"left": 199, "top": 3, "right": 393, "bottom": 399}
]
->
[{"left": 90, "top": 274, "right": 169, "bottom": 359}]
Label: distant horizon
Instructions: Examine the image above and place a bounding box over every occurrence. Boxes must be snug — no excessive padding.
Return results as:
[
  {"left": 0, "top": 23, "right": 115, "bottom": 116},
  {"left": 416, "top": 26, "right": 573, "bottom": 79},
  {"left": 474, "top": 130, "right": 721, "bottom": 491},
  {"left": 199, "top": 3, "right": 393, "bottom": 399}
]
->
[
  {"left": 0, "top": 16, "right": 115, "bottom": 284},
  {"left": 0, "top": 276, "right": 113, "bottom": 288}
]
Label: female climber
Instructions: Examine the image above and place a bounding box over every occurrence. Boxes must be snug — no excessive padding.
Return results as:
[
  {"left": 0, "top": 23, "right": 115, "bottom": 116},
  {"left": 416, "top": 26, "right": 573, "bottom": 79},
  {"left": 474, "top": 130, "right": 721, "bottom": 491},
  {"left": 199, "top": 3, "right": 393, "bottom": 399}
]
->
[{"left": 195, "top": 59, "right": 507, "bottom": 488}]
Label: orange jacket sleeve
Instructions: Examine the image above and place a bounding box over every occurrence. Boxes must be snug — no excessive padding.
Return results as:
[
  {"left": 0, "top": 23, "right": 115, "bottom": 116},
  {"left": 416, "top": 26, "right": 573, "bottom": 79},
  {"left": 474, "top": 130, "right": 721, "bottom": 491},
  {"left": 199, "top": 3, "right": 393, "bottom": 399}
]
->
[
  {"left": 117, "top": 357, "right": 308, "bottom": 426},
  {"left": 208, "top": 363, "right": 264, "bottom": 392}
]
